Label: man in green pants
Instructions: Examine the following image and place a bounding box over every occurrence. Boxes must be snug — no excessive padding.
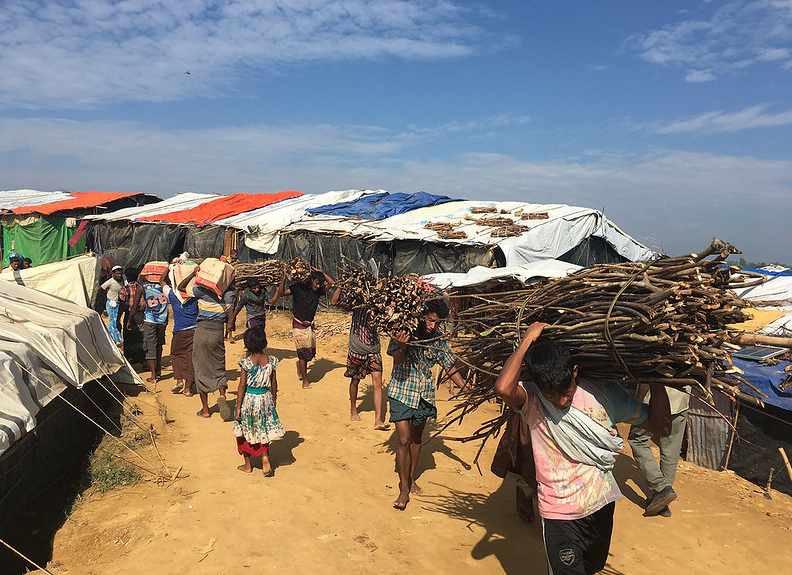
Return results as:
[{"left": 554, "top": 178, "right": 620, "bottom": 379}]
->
[{"left": 628, "top": 385, "right": 690, "bottom": 517}]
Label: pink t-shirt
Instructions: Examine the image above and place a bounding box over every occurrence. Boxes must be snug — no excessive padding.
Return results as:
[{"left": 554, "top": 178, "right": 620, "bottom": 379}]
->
[{"left": 520, "top": 377, "right": 647, "bottom": 520}]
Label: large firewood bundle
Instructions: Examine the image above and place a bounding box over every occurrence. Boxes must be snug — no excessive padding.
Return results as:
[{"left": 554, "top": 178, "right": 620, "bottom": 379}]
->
[
  {"left": 286, "top": 256, "right": 312, "bottom": 284},
  {"left": 336, "top": 264, "right": 376, "bottom": 308},
  {"left": 367, "top": 274, "right": 434, "bottom": 334},
  {"left": 234, "top": 260, "right": 285, "bottom": 288},
  {"left": 437, "top": 239, "right": 766, "bottom": 456}
]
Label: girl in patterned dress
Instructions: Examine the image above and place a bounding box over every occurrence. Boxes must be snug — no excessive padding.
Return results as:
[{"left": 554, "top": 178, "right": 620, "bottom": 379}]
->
[{"left": 234, "top": 327, "right": 285, "bottom": 475}]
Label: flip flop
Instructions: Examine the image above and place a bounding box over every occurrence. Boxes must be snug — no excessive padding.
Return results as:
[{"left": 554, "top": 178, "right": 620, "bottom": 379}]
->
[
  {"left": 171, "top": 383, "right": 184, "bottom": 393},
  {"left": 374, "top": 423, "right": 391, "bottom": 431},
  {"left": 217, "top": 396, "right": 233, "bottom": 421},
  {"left": 196, "top": 410, "right": 211, "bottom": 418}
]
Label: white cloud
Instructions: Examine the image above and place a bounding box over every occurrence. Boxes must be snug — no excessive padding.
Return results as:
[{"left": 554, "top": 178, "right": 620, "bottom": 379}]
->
[
  {"left": 0, "top": 0, "right": 513, "bottom": 108},
  {"left": 627, "top": 1, "right": 792, "bottom": 81},
  {"left": 1, "top": 116, "right": 790, "bottom": 262},
  {"left": 655, "top": 104, "right": 792, "bottom": 133},
  {"left": 685, "top": 69, "right": 716, "bottom": 82}
]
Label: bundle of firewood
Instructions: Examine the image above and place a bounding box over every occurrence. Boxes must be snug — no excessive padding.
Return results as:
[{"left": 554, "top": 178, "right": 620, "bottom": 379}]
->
[
  {"left": 234, "top": 260, "right": 284, "bottom": 288},
  {"left": 336, "top": 264, "right": 376, "bottom": 308},
  {"left": 286, "top": 256, "right": 312, "bottom": 284},
  {"left": 490, "top": 225, "right": 529, "bottom": 237},
  {"left": 366, "top": 274, "right": 434, "bottom": 334},
  {"left": 437, "top": 239, "right": 765, "bottom": 453}
]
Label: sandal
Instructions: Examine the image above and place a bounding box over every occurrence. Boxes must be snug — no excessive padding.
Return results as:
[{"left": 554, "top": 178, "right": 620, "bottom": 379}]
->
[{"left": 171, "top": 383, "right": 184, "bottom": 393}]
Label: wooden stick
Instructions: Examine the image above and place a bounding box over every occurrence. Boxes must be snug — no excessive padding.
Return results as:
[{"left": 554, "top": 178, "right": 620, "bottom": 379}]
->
[
  {"left": 0, "top": 537, "right": 57, "bottom": 575},
  {"left": 779, "top": 447, "right": 792, "bottom": 483},
  {"left": 734, "top": 333, "right": 792, "bottom": 348}
]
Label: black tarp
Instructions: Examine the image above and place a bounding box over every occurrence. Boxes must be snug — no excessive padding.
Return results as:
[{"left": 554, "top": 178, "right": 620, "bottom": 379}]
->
[{"left": 87, "top": 221, "right": 186, "bottom": 269}]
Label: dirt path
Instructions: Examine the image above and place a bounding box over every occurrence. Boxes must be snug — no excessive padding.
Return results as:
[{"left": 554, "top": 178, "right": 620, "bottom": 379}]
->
[{"left": 39, "top": 311, "right": 792, "bottom": 575}]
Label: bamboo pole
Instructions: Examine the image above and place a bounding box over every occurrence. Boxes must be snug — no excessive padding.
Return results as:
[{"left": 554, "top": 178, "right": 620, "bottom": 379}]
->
[{"left": 779, "top": 447, "right": 792, "bottom": 483}]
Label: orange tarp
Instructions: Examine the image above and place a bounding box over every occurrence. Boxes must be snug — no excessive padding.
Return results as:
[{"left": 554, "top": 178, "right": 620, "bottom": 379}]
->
[
  {"left": 137, "top": 191, "right": 303, "bottom": 226},
  {"left": 12, "top": 191, "right": 144, "bottom": 215}
]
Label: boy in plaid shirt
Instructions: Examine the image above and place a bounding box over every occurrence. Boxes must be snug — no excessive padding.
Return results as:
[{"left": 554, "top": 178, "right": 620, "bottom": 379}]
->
[{"left": 388, "top": 299, "right": 466, "bottom": 510}]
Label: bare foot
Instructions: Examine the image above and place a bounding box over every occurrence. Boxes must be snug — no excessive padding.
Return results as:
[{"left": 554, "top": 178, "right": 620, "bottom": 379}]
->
[
  {"left": 374, "top": 422, "right": 391, "bottom": 431},
  {"left": 350, "top": 411, "right": 362, "bottom": 421},
  {"left": 262, "top": 456, "right": 273, "bottom": 476},
  {"left": 393, "top": 493, "right": 409, "bottom": 510},
  {"left": 237, "top": 464, "right": 252, "bottom": 473},
  {"left": 410, "top": 480, "right": 423, "bottom": 496},
  {"left": 301, "top": 381, "right": 311, "bottom": 389}
]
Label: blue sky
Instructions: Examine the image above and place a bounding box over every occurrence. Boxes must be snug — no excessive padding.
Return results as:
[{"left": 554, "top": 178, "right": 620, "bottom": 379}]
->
[{"left": 1, "top": 0, "right": 791, "bottom": 263}]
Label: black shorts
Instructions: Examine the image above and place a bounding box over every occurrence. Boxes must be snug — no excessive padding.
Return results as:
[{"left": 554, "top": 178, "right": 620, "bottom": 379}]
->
[{"left": 541, "top": 502, "right": 614, "bottom": 574}]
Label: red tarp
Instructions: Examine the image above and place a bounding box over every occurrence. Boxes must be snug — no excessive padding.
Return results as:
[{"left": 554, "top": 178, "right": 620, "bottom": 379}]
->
[
  {"left": 137, "top": 191, "right": 303, "bottom": 226},
  {"left": 11, "top": 191, "right": 144, "bottom": 215}
]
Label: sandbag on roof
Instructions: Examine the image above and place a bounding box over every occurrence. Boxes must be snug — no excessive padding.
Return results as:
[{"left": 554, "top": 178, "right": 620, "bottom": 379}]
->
[
  {"left": 137, "top": 191, "right": 303, "bottom": 226},
  {"left": 305, "top": 191, "right": 458, "bottom": 219}
]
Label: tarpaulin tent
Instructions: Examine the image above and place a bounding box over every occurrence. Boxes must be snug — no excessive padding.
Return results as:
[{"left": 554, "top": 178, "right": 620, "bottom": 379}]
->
[
  {"left": 0, "top": 278, "right": 143, "bottom": 531},
  {"left": 1, "top": 190, "right": 161, "bottom": 267},
  {"left": 0, "top": 254, "right": 101, "bottom": 307},
  {"left": 1, "top": 215, "right": 87, "bottom": 267},
  {"left": 84, "top": 189, "right": 653, "bottom": 280},
  {"left": 0, "top": 278, "right": 141, "bottom": 457}
]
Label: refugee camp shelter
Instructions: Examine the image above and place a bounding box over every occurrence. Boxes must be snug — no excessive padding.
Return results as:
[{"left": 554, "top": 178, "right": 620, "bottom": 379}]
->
[
  {"left": 85, "top": 189, "right": 654, "bottom": 276},
  {"left": 0, "top": 278, "right": 142, "bottom": 531},
  {"left": 0, "top": 190, "right": 161, "bottom": 267}
]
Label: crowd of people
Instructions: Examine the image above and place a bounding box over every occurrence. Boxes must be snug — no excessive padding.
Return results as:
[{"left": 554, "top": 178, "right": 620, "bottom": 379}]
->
[{"left": 98, "top": 254, "right": 681, "bottom": 575}]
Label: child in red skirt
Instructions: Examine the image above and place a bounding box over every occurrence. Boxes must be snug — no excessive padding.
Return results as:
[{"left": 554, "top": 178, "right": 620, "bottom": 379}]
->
[{"left": 234, "top": 327, "right": 285, "bottom": 475}]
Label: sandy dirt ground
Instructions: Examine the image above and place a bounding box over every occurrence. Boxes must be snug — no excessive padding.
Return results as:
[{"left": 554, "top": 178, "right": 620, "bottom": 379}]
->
[{"left": 32, "top": 310, "right": 792, "bottom": 575}]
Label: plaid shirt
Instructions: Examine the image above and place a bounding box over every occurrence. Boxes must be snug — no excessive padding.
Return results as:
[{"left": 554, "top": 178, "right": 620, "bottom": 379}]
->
[
  {"left": 119, "top": 282, "right": 142, "bottom": 311},
  {"left": 387, "top": 336, "right": 455, "bottom": 409}
]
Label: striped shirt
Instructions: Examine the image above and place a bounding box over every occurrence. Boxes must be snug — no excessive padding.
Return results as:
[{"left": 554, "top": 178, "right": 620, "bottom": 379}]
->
[{"left": 190, "top": 285, "right": 236, "bottom": 323}]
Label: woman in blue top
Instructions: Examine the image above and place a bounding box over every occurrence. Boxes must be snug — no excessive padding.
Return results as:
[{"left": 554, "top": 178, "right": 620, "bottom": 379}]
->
[{"left": 163, "top": 276, "right": 198, "bottom": 396}]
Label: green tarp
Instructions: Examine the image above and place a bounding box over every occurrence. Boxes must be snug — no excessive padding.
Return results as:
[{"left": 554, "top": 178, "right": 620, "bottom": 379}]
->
[{"left": 1, "top": 216, "right": 86, "bottom": 267}]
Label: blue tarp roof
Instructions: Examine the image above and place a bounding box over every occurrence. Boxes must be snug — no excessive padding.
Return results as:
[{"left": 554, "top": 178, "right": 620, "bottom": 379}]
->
[
  {"left": 305, "top": 191, "right": 459, "bottom": 219},
  {"left": 733, "top": 358, "right": 792, "bottom": 411},
  {"left": 741, "top": 267, "right": 792, "bottom": 276}
]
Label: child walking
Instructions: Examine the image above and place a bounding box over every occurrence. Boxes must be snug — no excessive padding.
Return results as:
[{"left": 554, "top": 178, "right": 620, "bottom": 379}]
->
[{"left": 234, "top": 327, "right": 285, "bottom": 475}]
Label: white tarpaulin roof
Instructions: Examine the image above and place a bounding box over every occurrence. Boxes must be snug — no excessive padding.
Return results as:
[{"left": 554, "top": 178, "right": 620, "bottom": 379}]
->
[
  {"left": 83, "top": 192, "right": 219, "bottom": 221},
  {"left": 0, "top": 189, "right": 73, "bottom": 211},
  {"left": 0, "top": 254, "right": 101, "bottom": 307},
  {"left": 732, "top": 273, "right": 792, "bottom": 336},
  {"left": 218, "top": 189, "right": 382, "bottom": 254},
  {"left": 0, "top": 279, "right": 142, "bottom": 455},
  {"left": 423, "top": 260, "right": 583, "bottom": 290},
  {"left": 282, "top": 200, "right": 653, "bottom": 266}
]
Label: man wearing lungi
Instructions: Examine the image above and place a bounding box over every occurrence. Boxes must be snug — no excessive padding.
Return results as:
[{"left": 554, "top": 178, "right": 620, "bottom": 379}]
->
[
  {"left": 179, "top": 266, "right": 237, "bottom": 420},
  {"left": 271, "top": 268, "right": 334, "bottom": 388},
  {"left": 330, "top": 284, "right": 389, "bottom": 429}
]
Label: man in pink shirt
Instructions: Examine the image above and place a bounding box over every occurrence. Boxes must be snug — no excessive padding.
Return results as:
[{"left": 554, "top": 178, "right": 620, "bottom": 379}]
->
[{"left": 495, "top": 322, "right": 671, "bottom": 574}]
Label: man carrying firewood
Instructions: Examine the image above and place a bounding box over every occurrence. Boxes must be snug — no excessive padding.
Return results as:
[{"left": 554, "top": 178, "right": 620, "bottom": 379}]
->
[
  {"left": 495, "top": 322, "right": 671, "bottom": 575},
  {"left": 388, "top": 298, "right": 467, "bottom": 510},
  {"left": 271, "top": 267, "right": 334, "bottom": 388},
  {"left": 330, "top": 284, "right": 390, "bottom": 430}
]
